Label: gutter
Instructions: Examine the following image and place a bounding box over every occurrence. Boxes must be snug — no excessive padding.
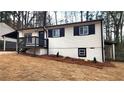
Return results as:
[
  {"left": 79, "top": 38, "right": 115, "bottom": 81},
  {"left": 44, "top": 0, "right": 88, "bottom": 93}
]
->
[{"left": 43, "top": 26, "right": 49, "bottom": 55}]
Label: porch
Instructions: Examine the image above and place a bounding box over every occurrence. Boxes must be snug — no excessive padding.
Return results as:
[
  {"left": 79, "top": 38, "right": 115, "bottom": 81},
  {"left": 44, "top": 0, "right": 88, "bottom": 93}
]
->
[{"left": 18, "top": 36, "right": 48, "bottom": 53}]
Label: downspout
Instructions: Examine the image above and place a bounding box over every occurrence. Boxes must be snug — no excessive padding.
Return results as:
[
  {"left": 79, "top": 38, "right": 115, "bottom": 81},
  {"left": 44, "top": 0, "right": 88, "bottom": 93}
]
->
[
  {"left": 42, "top": 11, "right": 49, "bottom": 55},
  {"left": 17, "top": 30, "right": 20, "bottom": 54},
  {"left": 43, "top": 26, "right": 49, "bottom": 55}
]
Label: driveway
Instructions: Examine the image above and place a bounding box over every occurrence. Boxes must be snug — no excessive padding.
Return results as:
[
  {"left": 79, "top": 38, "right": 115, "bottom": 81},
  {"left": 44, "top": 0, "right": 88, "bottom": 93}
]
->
[{"left": 0, "top": 51, "right": 16, "bottom": 55}]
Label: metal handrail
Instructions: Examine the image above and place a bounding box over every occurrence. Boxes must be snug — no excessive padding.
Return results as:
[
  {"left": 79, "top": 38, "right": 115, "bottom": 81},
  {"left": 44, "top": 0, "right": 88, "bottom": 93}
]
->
[{"left": 18, "top": 37, "right": 48, "bottom": 48}]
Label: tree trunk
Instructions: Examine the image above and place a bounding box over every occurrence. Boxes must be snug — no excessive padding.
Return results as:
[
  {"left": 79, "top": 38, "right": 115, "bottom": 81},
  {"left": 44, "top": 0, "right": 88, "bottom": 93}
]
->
[
  {"left": 80, "top": 11, "right": 83, "bottom": 22},
  {"left": 86, "top": 11, "right": 89, "bottom": 21},
  {"left": 54, "top": 11, "right": 57, "bottom": 25},
  {"left": 43, "top": 11, "right": 47, "bottom": 26},
  {"left": 120, "top": 23, "right": 123, "bottom": 43}
]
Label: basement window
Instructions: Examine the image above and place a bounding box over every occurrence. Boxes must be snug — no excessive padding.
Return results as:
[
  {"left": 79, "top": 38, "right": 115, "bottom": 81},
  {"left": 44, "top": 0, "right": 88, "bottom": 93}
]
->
[{"left": 78, "top": 48, "right": 86, "bottom": 57}]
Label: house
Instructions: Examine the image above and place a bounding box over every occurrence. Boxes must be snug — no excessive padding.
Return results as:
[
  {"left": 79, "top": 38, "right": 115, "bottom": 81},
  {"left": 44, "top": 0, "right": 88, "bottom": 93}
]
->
[
  {"left": 0, "top": 22, "right": 17, "bottom": 51},
  {"left": 18, "top": 19, "right": 115, "bottom": 62}
]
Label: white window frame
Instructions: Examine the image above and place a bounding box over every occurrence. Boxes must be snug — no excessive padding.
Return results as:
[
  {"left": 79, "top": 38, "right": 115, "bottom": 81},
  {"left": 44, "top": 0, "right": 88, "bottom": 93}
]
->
[
  {"left": 79, "top": 25, "right": 89, "bottom": 35},
  {"left": 52, "top": 29, "right": 60, "bottom": 37}
]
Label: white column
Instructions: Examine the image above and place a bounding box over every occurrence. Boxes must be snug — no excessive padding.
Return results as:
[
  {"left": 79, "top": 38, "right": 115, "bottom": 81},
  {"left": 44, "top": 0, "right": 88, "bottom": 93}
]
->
[
  {"left": 3, "top": 36, "right": 6, "bottom": 51},
  {"left": 112, "top": 44, "right": 115, "bottom": 60},
  {"left": 16, "top": 42, "right": 18, "bottom": 52}
]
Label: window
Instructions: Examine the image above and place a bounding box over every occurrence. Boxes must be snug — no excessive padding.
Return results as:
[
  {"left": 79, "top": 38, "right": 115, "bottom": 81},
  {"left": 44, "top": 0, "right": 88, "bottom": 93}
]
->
[
  {"left": 83, "top": 26, "right": 89, "bottom": 35},
  {"left": 48, "top": 28, "right": 65, "bottom": 38},
  {"left": 78, "top": 48, "right": 86, "bottom": 57},
  {"left": 79, "top": 26, "right": 89, "bottom": 35},
  {"left": 74, "top": 24, "right": 95, "bottom": 36},
  {"left": 52, "top": 29, "right": 60, "bottom": 37},
  {"left": 25, "top": 33, "right": 32, "bottom": 43}
]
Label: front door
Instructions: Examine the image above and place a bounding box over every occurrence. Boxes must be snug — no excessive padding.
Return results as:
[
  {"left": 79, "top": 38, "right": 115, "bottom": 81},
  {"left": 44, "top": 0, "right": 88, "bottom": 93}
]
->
[{"left": 39, "top": 31, "right": 44, "bottom": 47}]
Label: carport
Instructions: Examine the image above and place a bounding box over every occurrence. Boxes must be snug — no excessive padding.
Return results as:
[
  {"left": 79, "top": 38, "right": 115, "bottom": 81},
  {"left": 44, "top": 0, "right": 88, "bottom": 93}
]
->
[{"left": 2, "top": 31, "right": 18, "bottom": 51}]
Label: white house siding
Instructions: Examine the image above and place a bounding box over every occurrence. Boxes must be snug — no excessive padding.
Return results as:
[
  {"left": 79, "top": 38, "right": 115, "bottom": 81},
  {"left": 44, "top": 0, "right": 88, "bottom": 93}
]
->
[
  {"left": 19, "top": 29, "right": 46, "bottom": 38},
  {"left": 19, "top": 30, "right": 39, "bottom": 37},
  {"left": 18, "top": 21, "right": 103, "bottom": 62},
  {"left": 48, "top": 22, "right": 103, "bottom": 62},
  {"left": 18, "top": 31, "right": 24, "bottom": 37}
]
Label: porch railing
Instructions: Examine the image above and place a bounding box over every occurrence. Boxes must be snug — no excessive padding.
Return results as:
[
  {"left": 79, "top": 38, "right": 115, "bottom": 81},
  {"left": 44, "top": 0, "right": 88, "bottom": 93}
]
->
[{"left": 18, "top": 36, "right": 48, "bottom": 49}]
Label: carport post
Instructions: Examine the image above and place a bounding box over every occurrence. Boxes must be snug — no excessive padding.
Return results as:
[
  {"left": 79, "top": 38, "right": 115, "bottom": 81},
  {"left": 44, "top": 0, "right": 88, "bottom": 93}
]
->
[
  {"left": 112, "top": 44, "right": 115, "bottom": 60},
  {"left": 16, "top": 41, "right": 18, "bottom": 52},
  {"left": 3, "top": 36, "right": 6, "bottom": 51}
]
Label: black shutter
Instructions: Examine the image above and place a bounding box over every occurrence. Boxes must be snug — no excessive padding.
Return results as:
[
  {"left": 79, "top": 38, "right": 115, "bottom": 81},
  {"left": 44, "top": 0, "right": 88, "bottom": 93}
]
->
[
  {"left": 48, "top": 29, "right": 53, "bottom": 37},
  {"left": 74, "top": 26, "right": 79, "bottom": 36},
  {"left": 60, "top": 28, "right": 65, "bottom": 37},
  {"left": 89, "top": 24, "right": 95, "bottom": 35}
]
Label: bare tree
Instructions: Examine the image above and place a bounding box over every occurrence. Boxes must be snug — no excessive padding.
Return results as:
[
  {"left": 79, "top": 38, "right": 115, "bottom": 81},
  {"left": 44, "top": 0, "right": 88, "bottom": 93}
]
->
[
  {"left": 54, "top": 11, "right": 57, "bottom": 25},
  {"left": 80, "top": 11, "right": 83, "bottom": 22},
  {"left": 120, "top": 13, "right": 124, "bottom": 43},
  {"left": 46, "top": 12, "right": 52, "bottom": 25},
  {"left": 64, "top": 11, "right": 68, "bottom": 23},
  {"left": 86, "top": 11, "right": 89, "bottom": 21},
  {"left": 109, "top": 11, "right": 123, "bottom": 44}
]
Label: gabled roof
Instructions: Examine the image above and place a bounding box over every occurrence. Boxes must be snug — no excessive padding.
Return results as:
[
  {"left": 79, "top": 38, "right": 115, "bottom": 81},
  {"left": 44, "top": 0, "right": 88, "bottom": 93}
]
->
[
  {"left": 47, "top": 19, "right": 103, "bottom": 28},
  {"left": 0, "top": 22, "right": 15, "bottom": 36},
  {"left": 18, "top": 19, "right": 103, "bottom": 31},
  {"left": 2, "top": 31, "right": 18, "bottom": 39}
]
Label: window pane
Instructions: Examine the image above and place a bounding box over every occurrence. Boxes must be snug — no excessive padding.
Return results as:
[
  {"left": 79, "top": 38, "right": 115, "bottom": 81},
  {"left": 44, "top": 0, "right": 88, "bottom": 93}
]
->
[
  {"left": 83, "top": 26, "right": 89, "bottom": 35},
  {"left": 53, "top": 30, "right": 55, "bottom": 36},
  {"left": 80, "top": 30, "right": 83, "bottom": 35},
  {"left": 79, "top": 27, "right": 83, "bottom": 35},
  {"left": 79, "top": 26, "right": 89, "bottom": 35},
  {"left": 52, "top": 29, "right": 60, "bottom": 37},
  {"left": 79, "top": 49, "right": 85, "bottom": 52},
  {"left": 55, "top": 29, "right": 60, "bottom": 36}
]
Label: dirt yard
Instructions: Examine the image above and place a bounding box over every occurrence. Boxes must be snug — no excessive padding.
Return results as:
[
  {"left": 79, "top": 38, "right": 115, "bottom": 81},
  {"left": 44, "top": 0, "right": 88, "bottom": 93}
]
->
[{"left": 0, "top": 53, "right": 124, "bottom": 80}]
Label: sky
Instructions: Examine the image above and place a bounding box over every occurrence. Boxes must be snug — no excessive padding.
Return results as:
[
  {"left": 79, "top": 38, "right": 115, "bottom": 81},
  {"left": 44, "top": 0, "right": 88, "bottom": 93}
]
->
[
  {"left": 49, "top": 11, "right": 100, "bottom": 25},
  {"left": 49, "top": 11, "right": 82, "bottom": 25}
]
